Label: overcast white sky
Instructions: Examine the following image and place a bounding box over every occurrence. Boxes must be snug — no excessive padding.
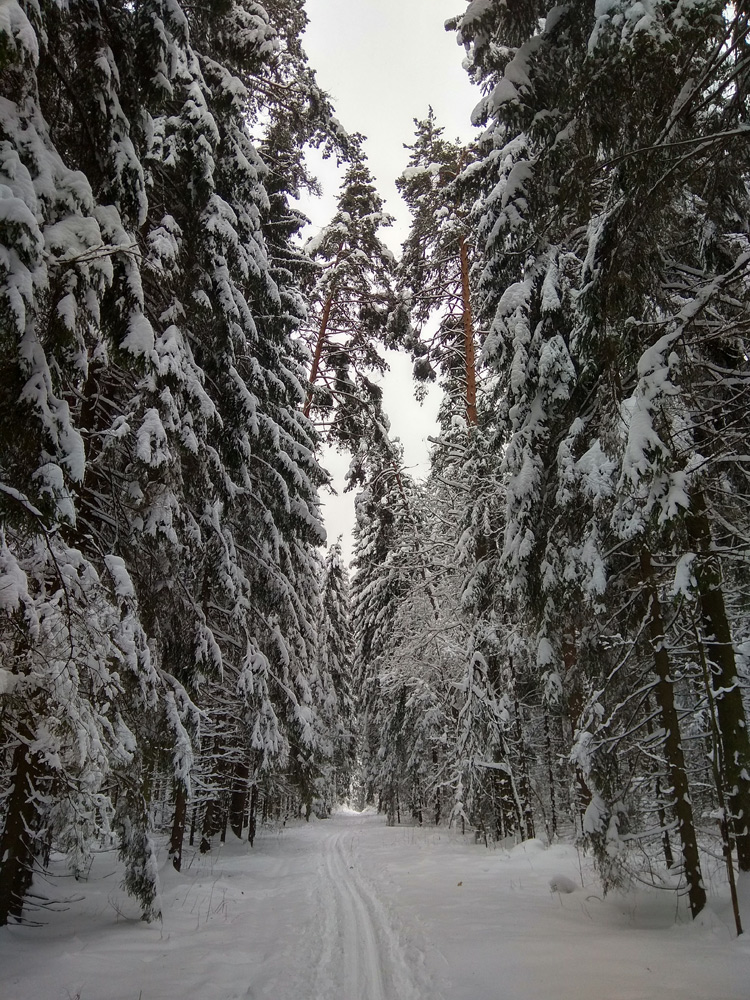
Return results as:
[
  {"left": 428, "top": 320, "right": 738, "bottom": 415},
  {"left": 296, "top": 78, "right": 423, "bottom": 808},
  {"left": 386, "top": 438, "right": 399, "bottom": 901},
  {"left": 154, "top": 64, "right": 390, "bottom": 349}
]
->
[{"left": 300, "top": 0, "right": 478, "bottom": 563}]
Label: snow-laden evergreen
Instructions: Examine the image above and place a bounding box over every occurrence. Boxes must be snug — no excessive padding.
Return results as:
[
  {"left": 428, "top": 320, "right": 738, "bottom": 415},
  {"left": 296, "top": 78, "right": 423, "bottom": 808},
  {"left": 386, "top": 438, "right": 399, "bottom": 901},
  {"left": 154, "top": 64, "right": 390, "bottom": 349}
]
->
[
  {"left": 300, "top": 139, "right": 397, "bottom": 444},
  {"left": 0, "top": 0, "right": 354, "bottom": 924},
  {"left": 395, "top": 109, "right": 479, "bottom": 422},
  {"left": 349, "top": 0, "right": 750, "bottom": 931},
  {"left": 3, "top": 0, "right": 750, "bottom": 940}
]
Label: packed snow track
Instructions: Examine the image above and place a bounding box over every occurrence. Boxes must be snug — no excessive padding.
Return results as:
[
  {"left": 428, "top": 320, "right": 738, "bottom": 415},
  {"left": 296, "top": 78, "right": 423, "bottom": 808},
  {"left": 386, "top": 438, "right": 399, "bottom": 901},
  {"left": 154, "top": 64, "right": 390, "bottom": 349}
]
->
[
  {"left": 1, "top": 808, "right": 749, "bottom": 1000},
  {"left": 314, "top": 821, "right": 427, "bottom": 1000}
]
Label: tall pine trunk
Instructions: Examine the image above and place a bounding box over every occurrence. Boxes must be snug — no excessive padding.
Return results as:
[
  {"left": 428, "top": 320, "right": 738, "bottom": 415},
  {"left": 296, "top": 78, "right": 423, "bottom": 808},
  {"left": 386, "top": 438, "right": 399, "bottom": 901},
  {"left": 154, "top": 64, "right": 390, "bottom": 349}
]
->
[
  {"left": 543, "top": 711, "right": 558, "bottom": 840},
  {"left": 229, "top": 758, "right": 250, "bottom": 839},
  {"left": 303, "top": 291, "right": 334, "bottom": 418},
  {"left": 640, "top": 549, "right": 706, "bottom": 918},
  {"left": 685, "top": 491, "right": 750, "bottom": 870},
  {"left": 563, "top": 634, "right": 593, "bottom": 826},
  {"left": 169, "top": 782, "right": 188, "bottom": 872},
  {"left": 247, "top": 783, "right": 258, "bottom": 847},
  {"left": 458, "top": 234, "right": 477, "bottom": 426},
  {"left": 510, "top": 656, "right": 535, "bottom": 840},
  {"left": 645, "top": 702, "right": 675, "bottom": 870}
]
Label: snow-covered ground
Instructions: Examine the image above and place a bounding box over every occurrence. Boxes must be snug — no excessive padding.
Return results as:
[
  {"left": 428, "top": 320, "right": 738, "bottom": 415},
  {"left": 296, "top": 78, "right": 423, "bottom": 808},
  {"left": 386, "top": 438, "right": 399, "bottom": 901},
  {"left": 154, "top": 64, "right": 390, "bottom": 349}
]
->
[{"left": 2, "top": 809, "right": 748, "bottom": 1000}]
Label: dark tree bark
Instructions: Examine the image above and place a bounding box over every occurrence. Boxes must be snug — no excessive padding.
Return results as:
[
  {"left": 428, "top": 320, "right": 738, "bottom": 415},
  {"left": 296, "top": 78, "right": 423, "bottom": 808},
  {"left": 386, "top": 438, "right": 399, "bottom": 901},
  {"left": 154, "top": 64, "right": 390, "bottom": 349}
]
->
[
  {"left": 562, "top": 634, "right": 593, "bottom": 824},
  {"left": 0, "top": 739, "right": 42, "bottom": 926},
  {"left": 685, "top": 491, "right": 750, "bottom": 870},
  {"left": 640, "top": 549, "right": 706, "bottom": 918},
  {"left": 511, "top": 658, "right": 535, "bottom": 841},
  {"left": 229, "top": 758, "right": 250, "bottom": 839},
  {"left": 645, "top": 702, "right": 674, "bottom": 870},
  {"left": 543, "top": 712, "right": 558, "bottom": 840},
  {"left": 303, "top": 290, "right": 334, "bottom": 418},
  {"left": 247, "top": 783, "right": 258, "bottom": 847},
  {"left": 169, "top": 782, "right": 188, "bottom": 872},
  {"left": 200, "top": 798, "right": 220, "bottom": 854}
]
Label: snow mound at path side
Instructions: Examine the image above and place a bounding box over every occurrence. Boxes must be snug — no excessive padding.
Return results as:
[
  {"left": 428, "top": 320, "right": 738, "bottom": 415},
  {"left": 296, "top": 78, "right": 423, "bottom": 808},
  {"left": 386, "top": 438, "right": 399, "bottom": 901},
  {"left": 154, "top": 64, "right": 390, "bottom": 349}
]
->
[
  {"left": 549, "top": 874, "right": 578, "bottom": 894},
  {"left": 510, "top": 837, "right": 546, "bottom": 856}
]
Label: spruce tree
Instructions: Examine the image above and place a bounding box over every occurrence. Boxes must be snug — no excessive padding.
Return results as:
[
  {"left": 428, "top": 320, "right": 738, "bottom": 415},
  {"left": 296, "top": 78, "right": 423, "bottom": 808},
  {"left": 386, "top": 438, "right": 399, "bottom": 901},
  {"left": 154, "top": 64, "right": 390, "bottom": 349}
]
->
[
  {"left": 396, "top": 109, "right": 479, "bottom": 424},
  {"left": 314, "top": 540, "right": 357, "bottom": 811},
  {"left": 444, "top": 0, "right": 750, "bottom": 915},
  {"left": 0, "top": 0, "right": 337, "bottom": 921},
  {"left": 301, "top": 140, "right": 396, "bottom": 447}
]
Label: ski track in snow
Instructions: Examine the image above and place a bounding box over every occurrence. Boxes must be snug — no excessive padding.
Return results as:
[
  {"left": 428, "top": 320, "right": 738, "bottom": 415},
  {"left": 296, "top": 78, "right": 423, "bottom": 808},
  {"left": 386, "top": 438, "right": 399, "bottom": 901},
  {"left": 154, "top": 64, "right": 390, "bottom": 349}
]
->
[
  {"left": 314, "top": 820, "right": 436, "bottom": 1000},
  {"left": 1, "top": 809, "right": 749, "bottom": 1000}
]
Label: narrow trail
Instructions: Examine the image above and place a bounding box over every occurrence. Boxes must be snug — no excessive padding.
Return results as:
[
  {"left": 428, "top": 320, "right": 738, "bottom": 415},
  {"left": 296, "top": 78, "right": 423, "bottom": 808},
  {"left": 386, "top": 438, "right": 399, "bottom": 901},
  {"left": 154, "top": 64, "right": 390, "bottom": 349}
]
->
[
  {"left": 2, "top": 809, "right": 746, "bottom": 1000},
  {"left": 313, "top": 814, "right": 434, "bottom": 1000}
]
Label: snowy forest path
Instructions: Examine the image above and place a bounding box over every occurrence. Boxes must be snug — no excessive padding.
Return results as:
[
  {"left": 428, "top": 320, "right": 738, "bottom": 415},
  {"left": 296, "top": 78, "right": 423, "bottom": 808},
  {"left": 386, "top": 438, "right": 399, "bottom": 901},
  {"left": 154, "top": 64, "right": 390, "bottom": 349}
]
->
[
  {"left": 2, "top": 810, "right": 749, "bottom": 1000},
  {"left": 313, "top": 815, "right": 435, "bottom": 1000}
]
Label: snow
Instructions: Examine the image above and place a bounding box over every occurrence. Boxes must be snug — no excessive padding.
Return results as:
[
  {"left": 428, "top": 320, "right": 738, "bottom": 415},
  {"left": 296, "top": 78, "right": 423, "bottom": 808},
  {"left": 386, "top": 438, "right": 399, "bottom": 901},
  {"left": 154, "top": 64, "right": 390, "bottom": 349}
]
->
[
  {"left": 501, "top": 159, "right": 535, "bottom": 209},
  {"left": 136, "top": 408, "right": 171, "bottom": 467},
  {"left": 459, "top": 0, "right": 494, "bottom": 29},
  {"left": 104, "top": 554, "right": 136, "bottom": 600},
  {"left": 541, "top": 259, "right": 562, "bottom": 313},
  {"left": 0, "top": 1, "right": 39, "bottom": 63},
  {"left": 0, "top": 536, "right": 29, "bottom": 611},
  {"left": 489, "top": 76, "right": 520, "bottom": 111},
  {"left": 33, "top": 461, "right": 77, "bottom": 521},
  {"left": 576, "top": 439, "right": 616, "bottom": 502},
  {"left": 1, "top": 810, "right": 747, "bottom": 1000},
  {"left": 545, "top": 5, "right": 570, "bottom": 33},
  {"left": 549, "top": 873, "right": 578, "bottom": 893},
  {"left": 673, "top": 551, "right": 697, "bottom": 597},
  {"left": 122, "top": 310, "right": 156, "bottom": 357},
  {"left": 0, "top": 666, "right": 18, "bottom": 694}
]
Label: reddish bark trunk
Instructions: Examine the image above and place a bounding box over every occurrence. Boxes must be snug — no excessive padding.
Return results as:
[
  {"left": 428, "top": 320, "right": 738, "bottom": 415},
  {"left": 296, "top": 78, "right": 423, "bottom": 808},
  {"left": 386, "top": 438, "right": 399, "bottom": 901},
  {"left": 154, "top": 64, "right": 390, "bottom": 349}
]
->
[
  {"left": 303, "top": 291, "right": 335, "bottom": 418},
  {"left": 458, "top": 235, "right": 477, "bottom": 426}
]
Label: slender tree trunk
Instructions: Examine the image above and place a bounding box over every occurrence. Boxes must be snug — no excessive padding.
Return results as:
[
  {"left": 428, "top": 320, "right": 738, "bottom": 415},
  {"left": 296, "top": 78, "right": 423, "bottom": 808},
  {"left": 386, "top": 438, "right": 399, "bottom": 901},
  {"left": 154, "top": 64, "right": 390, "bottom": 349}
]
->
[
  {"left": 497, "top": 777, "right": 507, "bottom": 842},
  {"left": 200, "top": 798, "right": 219, "bottom": 854},
  {"left": 458, "top": 235, "right": 477, "bottom": 426},
  {"left": 511, "top": 657, "right": 535, "bottom": 840},
  {"left": 0, "top": 738, "right": 42, "bottom": 926},
  {"left": 433, "top": 748, "right": 441, "bottom": 825},
  {"left": 543, "top": 712, "right": 558, "bottom": 840},
  {"left": 169, "top": 782, "right": 188, "bottom": 872},
  {"left": 303, "top": 292, "right": 335, "bottom": 418},
  {"left": 563, "top": 633, "right": 593, "bottom": 823},
  {"left": 695, "top": 630, "right": 743, "bottom": 934},
  {"left": 229, "top": 758, "right": 250, "bottom": 839},
  {"left": 685, "top": 491, "right": 750, "bottom": 870},
  {"left": 497, "top": 731, "right": 526, "bottom": 838},
  {"left": 645, "top": 702, "right": 674, "bottom": 869},
  {"left": 248, "top": 783, "right": 258, "bottom": 847},
  {"left": 386, "top": 787, "right": 396, "bottom": 827},
  {"left": 640, "top": 549, "right": 706, "bottom": 918}
]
